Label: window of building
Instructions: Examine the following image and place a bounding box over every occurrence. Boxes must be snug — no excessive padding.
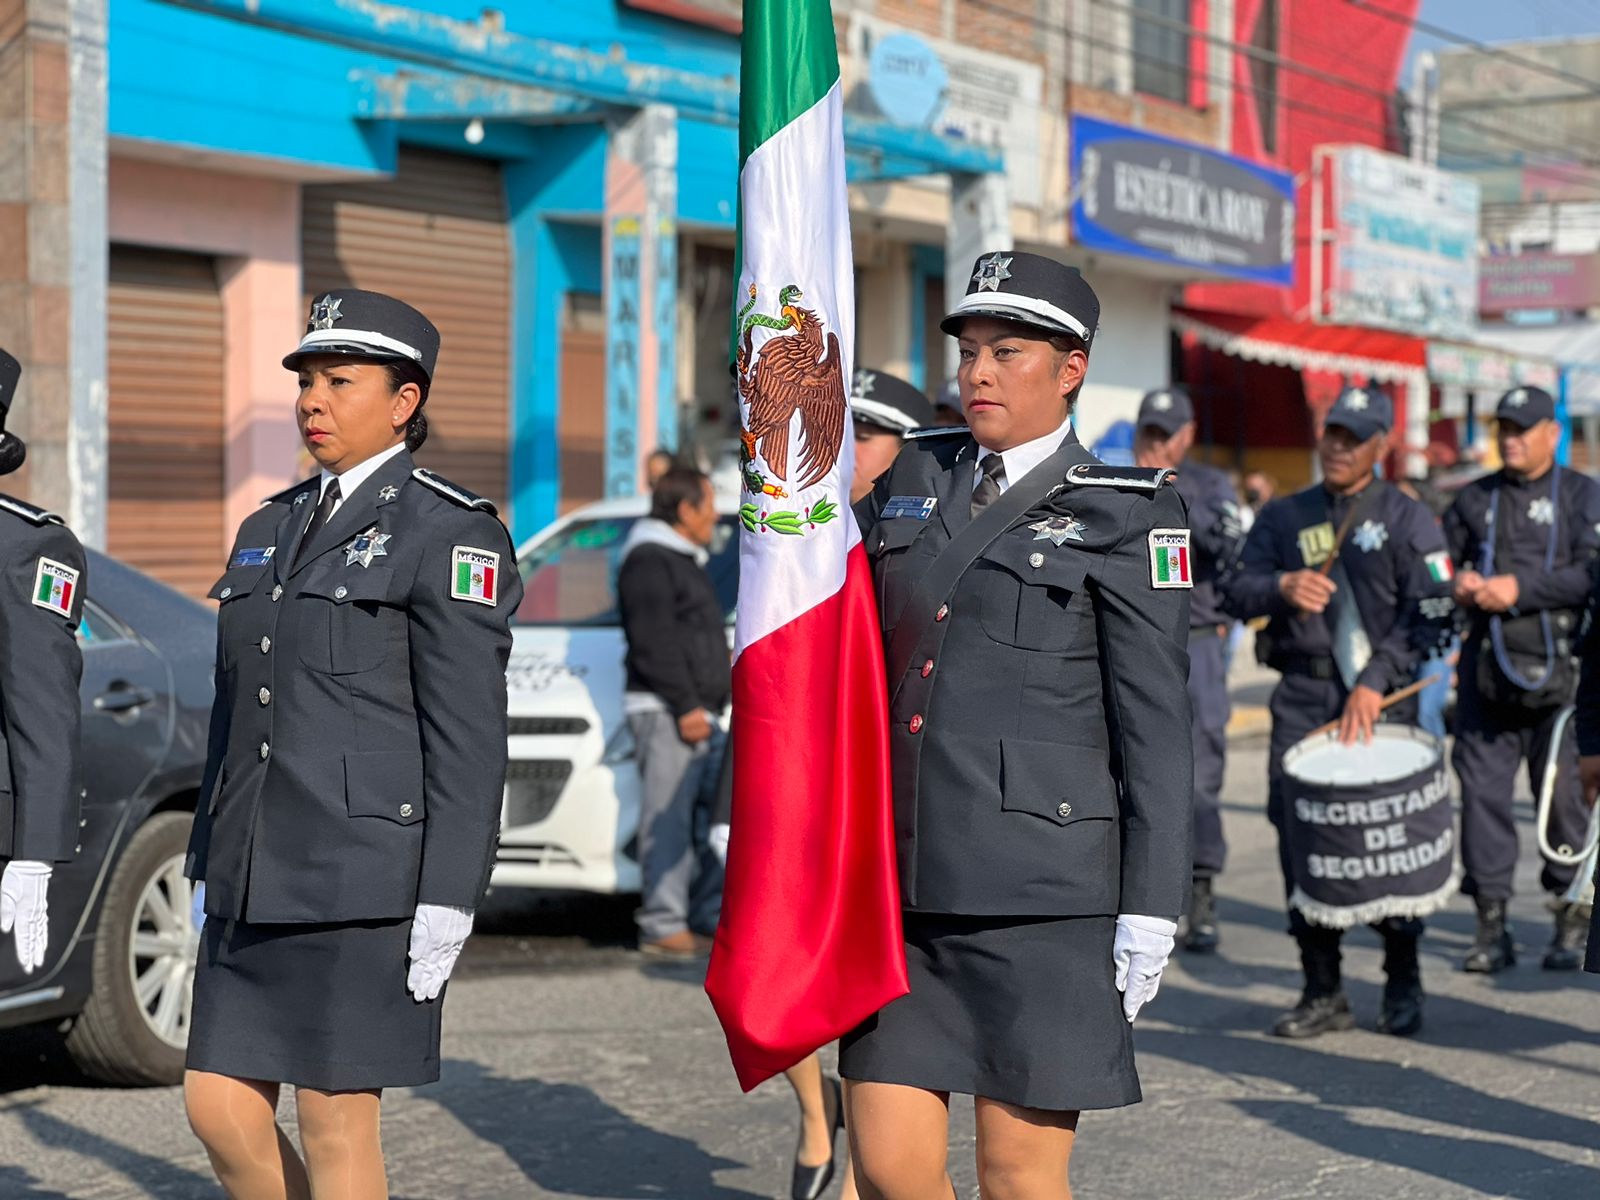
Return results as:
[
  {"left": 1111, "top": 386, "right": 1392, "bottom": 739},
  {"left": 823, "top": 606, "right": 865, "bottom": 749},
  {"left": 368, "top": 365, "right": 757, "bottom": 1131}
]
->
[
  {"left": 1249, "top": 0, "right": 1280, "bottom": 155},
  {"left": 1132, "top": 0, "right": 1191, "bottom": 106}
]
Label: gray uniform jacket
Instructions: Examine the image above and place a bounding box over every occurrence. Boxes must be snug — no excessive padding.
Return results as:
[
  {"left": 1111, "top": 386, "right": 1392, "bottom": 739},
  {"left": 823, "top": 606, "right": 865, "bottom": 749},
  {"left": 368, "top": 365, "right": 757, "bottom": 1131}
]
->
[
  {"left": 0, "top": 496, "right": 85, "bottom": 862},
  {"left": 185, "top": 451, "right": 523, "bottom": 924},
  {"left": 855, "top": 428, "right": 1194, "bottom": 920}
]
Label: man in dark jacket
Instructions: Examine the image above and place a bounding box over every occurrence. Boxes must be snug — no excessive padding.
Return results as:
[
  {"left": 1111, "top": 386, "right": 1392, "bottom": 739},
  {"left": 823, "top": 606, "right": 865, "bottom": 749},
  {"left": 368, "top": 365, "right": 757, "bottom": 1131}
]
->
[{"left": 619, "top": 467, "right": 730, "bottom": 958}]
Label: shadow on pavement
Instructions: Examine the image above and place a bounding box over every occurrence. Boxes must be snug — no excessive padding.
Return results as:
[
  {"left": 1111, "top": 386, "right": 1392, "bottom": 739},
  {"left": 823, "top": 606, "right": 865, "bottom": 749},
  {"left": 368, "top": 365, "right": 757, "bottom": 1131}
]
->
[
  {"left": 0, "top": 1026, "right": 102, "bottom": 1097},
  {"left": 0, "top": 1166, "right": 69, "bottom": 1199},
  {"left": 14, "top": 1102, "right": 214, "bottom": 1198},
  {"left": 428, "top": 1059, "right": 762, "bottom": 1198}
]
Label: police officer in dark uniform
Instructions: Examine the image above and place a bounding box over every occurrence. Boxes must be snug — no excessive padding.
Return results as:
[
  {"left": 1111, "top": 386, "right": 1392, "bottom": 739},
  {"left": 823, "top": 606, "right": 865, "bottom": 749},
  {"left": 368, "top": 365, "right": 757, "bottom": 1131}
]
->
[
  {"left": 0, "top": 348, "right": 85, "bottom": 976},
  {"left": 841, "top": 252, "right": 1192, "bottom": 1198},
  {"left": 1445, "top": 385, "right": 1600, "bottom": 973},
  {"left": 183, "top": 291, "right": 522, "bottom": 1199},
  {"left": 848, "top": 367, "right": 939, "bottom": 505},
  {"left": 1133, "top": 385, "right": 1244, "bottom": 952},
  {"left": 1223, "top": 386, "right": 1454, "bottom": 1039}
]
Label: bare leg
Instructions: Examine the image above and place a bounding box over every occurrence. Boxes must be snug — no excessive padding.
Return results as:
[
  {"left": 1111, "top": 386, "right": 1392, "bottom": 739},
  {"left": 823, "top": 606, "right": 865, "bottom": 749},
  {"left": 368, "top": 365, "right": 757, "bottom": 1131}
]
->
[
  {"left": 184, "top": 1070, "right": 311, "bottom": 1200},
  {"left": 783, "top": 1053, "right": 835, "bottom": 1168},
  {"left": 974, "top": 1096, "right": 1078, "bottom": 1200},
  {"left": 295, "top": 1088, "right": 388, "bottom": 1200},
  {"left": 845, "top": 1080, "right": 953, "bottom": 1200}
]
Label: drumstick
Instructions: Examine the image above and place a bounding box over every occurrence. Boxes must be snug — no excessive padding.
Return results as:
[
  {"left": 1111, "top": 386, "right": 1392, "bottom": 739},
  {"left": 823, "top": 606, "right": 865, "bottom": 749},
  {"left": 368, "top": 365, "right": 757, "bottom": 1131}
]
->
[{"left": 1307, "top": 652, "right": 1461, "bottom": 738}]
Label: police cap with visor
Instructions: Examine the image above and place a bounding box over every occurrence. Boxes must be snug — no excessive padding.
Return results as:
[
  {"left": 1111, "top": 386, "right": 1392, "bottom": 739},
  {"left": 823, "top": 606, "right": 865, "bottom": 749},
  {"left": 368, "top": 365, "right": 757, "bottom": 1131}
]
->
[
  {"left": 1137, "top": 386, "right": 1195, "bottom": 436},
  {"left": 1495, "top": 386, "right": 1557, "bottom": 428},
  {"left": 282, "top": 289, "right": 440, "bottom": 382},
  {"left": 941, "top": 251, "right": 1100, "bottom": 347},
  {"left": 1324, "top": 385, "right": 1393, "bottom": 443},
  {"left": 852, "top": 367, "right": 936, "bottom": 435}
]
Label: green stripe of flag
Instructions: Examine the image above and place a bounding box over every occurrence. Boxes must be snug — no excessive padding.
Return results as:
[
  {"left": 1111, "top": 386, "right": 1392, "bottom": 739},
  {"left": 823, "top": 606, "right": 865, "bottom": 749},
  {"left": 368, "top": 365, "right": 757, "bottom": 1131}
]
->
[
  {"left": 738, "top": 0, "right": 840, "bottom": 170},
  {"left": 1156, "top": 548, "right": 1172, "bottom": 583},
  {"left": 456, "top": 560, "right": 472, "bottom": 595},
  {"left": 37, "top": 572, "right": 52, "bottom": 603}
]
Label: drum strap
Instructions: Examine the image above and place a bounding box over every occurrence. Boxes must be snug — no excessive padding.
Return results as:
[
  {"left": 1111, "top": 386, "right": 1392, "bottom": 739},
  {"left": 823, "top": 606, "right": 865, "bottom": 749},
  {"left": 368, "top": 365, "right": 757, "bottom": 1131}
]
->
[
  {"left": 1483, "top": 468, "right": 1561, "bottom": 690},
  {"left": 1323, "top": 482, "right": 1385, "bottom": 691}
]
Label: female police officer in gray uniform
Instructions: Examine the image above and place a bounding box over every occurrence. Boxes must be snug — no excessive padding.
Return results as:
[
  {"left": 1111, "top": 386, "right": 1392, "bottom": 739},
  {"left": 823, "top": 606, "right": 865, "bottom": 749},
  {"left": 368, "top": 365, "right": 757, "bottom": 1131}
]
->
[
  {"left": 843, "top": 254, "right": 1192, "bottom": 1200},
  {"left": 183, "top": 290, "right": 521, "bottom": 1199}
]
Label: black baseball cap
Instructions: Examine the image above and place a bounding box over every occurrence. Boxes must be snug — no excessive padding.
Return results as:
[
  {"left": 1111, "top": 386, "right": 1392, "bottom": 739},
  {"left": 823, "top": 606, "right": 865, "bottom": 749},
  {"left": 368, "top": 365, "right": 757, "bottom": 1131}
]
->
[
  {"left": 941, "top": 251, "right": 1099, "bottom": 346},
  {"left": 283, "top": 289, "right": 441, "bottom": 381},
  {"left": 1137, "top": 386, "right": 1195, "bottom": 435},
  {"left": 851, "top": 367, "right": 936, "bottom": 435},
  {"left": 1495, "top": 386, "right": 1557, "bottom": 428},
  {"left": 1324, "top": 385, "right": 1392, "bottom": 442}
]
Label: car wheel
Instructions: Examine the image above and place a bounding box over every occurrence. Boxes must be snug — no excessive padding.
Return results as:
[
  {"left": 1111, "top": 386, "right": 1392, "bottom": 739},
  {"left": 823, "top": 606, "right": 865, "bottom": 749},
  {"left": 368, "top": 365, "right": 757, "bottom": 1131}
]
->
[{"left": 64, "top": 812, "right": 198, "bottom": 1086}]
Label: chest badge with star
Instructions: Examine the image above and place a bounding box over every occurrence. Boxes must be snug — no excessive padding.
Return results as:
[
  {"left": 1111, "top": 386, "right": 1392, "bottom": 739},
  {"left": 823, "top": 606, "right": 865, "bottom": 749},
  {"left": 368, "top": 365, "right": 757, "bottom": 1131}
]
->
[
  {"left": 1528, "top": 497, "right": 1555, "bottom": 525},
  {"left": 379, "top": 485, "right": 400, "bottom": 502},
  {"left": 345, "top": 527, "right": 391, "bottom": 568},
  {"left": 1352, "top": 519, "right": 1388, "bottom": 553},
  {"left": 1028, "top": 514, "right": 1085, "bottom": 546}
]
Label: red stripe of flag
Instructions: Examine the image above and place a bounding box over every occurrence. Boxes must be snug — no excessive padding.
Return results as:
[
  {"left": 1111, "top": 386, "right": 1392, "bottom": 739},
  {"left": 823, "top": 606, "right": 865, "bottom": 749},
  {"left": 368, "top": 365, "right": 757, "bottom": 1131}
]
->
[{"left": 1178, "top": 546, "right": 1189, "bottom": 582}]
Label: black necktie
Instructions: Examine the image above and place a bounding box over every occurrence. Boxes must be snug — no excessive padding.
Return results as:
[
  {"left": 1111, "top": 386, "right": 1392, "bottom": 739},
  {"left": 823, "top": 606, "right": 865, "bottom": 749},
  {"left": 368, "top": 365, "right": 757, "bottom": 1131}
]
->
[
  {"left": 972, "top": 454, "right": 1007, "bottom": 518},
  {"left": 296, "top": 478, "right": 341, "bottom": 565}
]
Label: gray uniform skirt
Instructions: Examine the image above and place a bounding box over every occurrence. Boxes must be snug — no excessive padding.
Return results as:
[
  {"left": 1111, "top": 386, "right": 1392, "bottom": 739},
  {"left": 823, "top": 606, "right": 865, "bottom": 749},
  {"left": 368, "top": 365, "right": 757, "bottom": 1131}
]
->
[
  {"left": 839, "top": 912, "right": 1140, "bottom": 1112},
  {"left": 187, "top": 916, "right": 442, "bottom": 1091}
]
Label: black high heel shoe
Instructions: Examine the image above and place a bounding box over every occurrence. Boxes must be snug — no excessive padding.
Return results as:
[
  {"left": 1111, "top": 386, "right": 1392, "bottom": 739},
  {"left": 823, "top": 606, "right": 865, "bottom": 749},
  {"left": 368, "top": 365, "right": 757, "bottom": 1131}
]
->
[{"left": 790, "top": 1075, "right": 845, "bottom": 1200}]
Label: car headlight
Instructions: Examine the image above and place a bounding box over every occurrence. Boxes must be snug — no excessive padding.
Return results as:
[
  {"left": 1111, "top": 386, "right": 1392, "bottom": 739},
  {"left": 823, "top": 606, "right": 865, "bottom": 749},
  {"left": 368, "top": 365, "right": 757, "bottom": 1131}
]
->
[{"left": 600, "top": 723, "right": 636, "bottom": 766}]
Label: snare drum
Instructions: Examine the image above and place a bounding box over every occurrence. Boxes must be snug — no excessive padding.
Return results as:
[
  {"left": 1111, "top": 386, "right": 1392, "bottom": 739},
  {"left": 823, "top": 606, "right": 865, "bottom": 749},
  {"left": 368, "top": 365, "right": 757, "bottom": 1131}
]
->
[{"left": 1281, "top": 725, "right": 1457, "bottom": 928}]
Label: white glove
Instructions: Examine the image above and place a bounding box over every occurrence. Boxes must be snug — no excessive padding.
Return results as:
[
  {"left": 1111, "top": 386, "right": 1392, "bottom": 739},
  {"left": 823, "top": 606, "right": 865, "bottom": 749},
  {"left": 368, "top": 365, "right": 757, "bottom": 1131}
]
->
[
  {"left": 191, "top": 881, "right": 206, "bottom": 934},
  {"left": 0, "top": 861, "right": 52, "bottom": 974},
  {"left": 708, "top": 822, "right": 730, "bottom": 865},
  {"left": 407, "top": 903, "right": 474, "bottom": 1002},
  {"left": 1113, "top": 913, "right": 1177, "bottom": 1024}
]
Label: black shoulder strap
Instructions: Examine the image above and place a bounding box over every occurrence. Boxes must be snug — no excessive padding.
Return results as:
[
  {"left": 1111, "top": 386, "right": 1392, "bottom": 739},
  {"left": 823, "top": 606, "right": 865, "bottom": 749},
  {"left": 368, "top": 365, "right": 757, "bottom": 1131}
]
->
[{"left": 884, "top": 436, "right": 1094, "bottom": 701}]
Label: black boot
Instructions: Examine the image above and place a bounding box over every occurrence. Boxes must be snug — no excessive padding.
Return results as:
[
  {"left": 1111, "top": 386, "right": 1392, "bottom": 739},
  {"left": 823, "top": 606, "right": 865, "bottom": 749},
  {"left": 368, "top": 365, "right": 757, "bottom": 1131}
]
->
[
  {"left": 1542, "top": 900, "right": 1592, "bottom": 971},
  {"left": 1378, "top": 931, "right": 1424, "bottom": 1038},
  {"left": 1462, "top": 899, "right": 1515, "bottom": 973},
  {"left": 1183, "top": 877, "right": 1219, "bottom": 953},
  {"left": 1272, "top": 931, "right": 1353, "bottom": 1039}
]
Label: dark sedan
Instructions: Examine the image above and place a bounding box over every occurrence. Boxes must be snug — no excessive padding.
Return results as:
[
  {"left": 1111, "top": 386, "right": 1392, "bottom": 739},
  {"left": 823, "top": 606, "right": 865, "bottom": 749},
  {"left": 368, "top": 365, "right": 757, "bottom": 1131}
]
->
[{"left": 0, "top": 551, "right": 213, "bottom": 1084}]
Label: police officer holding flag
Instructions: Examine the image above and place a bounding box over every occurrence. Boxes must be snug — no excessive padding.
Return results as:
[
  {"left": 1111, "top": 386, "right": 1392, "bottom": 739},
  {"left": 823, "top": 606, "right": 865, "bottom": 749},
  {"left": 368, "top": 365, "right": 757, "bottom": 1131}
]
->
[
  {"left": 1445, "top": 385, "right": 1600, "bottom": 973},
  {"left": 0, "top": 348, "right": 86, "bottom": 978},
  {"left": 1223, "top": 386, "right": 1454, "bottom": 1039}
]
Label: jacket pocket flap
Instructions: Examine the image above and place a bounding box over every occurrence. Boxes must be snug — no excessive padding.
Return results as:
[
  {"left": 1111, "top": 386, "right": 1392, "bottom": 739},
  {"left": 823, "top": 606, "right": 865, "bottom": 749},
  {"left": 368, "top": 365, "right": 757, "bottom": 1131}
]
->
[
  {"left": 208, "top": 565, "right": 270, "bottom": 603},
  {"left": 872, "top": 520, "right": 930, "bottom": 554},
  {"left": 1000, "top": 738, "right": 1117, "bottom": 826},
  {"left": 301, "top": 566, "right": 396, "bottom": 605},
  {"left": 980, "top": 542, "right": 1088, "bottom": 592},
  {"left": 344, "top": 750, "right": 425, "bottom": 824}
]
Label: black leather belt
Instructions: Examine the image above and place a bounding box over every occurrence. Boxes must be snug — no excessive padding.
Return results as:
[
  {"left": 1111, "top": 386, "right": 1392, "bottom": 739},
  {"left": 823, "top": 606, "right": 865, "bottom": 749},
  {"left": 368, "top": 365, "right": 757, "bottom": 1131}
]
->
[{"left": 1274, "top": 654, "right": 1338, "bottom": 681}]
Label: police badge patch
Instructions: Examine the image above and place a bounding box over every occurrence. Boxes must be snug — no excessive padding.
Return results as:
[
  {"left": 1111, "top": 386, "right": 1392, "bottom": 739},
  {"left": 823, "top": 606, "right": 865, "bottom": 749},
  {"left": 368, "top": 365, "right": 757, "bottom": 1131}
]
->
[
  {"left": 451, "top": 546, "right": 499, "bottom": 606},
  {"left": 31, "top": 557, "right": 79, "bottom": 617}
]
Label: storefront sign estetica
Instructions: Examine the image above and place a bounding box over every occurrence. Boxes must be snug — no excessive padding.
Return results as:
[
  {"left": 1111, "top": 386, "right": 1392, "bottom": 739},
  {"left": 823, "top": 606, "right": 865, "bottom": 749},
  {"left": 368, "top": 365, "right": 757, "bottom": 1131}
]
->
[{"left": 1070, "top": 116, "right": 1295, "bottom": 285}]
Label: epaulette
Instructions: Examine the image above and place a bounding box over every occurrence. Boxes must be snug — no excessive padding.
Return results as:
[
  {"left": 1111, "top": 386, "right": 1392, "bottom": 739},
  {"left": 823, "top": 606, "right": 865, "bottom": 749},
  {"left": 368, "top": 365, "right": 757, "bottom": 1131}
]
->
[
  {"left": 904, "top": 426, "right": 969, "bottom": 441},
  {"left": 262, "top": 477, "right": 319, "bottom": 508},
  {"left": 1065, "top": 464, "right": 1175, "bottom": 491},
  {"left": 0, "top": 494, "right": 62, "bottom": 526},
  {"left": 413, "top": 468, "right": 499, "bottom": 515}
]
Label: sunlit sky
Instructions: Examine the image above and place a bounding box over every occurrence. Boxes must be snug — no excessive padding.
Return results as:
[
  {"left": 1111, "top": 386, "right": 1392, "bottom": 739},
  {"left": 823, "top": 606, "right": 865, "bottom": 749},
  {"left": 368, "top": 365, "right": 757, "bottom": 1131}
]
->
[{"left": 1405, "top": 0, "right": 1600, "bottom": 70}]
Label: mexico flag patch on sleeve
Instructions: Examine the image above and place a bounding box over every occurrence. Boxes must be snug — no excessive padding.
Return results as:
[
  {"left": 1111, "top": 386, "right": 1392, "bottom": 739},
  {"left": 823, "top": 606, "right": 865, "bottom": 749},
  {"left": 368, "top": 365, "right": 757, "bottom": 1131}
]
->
[
  {"left": 1424, "top": 550, "right": 1454, "bottom": 584},
  {"left": 1148, "top": 529, "right": 1193, "bottom": 589},
  {"left": 32, "top": 556, "right": 79, "bottom": 617},
  {"left": 451, "top": 546, "right": 499, "bottom": 606}
]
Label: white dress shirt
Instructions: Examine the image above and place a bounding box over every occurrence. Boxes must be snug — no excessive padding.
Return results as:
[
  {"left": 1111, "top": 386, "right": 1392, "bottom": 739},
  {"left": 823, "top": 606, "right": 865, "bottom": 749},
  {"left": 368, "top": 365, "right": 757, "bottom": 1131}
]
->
[
  {"left": 975, "top": 415, "right": 1075, "bottom": 492},
  {"left": 317, "top": 440, "right": 409, "bottom": 517}
]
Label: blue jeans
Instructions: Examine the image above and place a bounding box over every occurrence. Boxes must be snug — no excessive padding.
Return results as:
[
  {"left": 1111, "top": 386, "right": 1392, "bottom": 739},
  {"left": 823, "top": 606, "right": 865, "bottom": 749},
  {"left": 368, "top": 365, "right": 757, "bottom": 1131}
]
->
[{"left": 1416, "top": 641, "right": 1457, "bottom": 740}]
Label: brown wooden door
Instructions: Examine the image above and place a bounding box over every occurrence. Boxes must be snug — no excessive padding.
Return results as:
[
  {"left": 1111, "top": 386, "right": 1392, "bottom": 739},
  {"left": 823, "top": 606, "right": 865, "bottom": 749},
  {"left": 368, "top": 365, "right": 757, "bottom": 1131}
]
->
[
  {"left": 558, "top": 293, "right": 606, "bottom": 513},
  {"left": 107, "top": 246, "right": 227, "bottom": 599}
]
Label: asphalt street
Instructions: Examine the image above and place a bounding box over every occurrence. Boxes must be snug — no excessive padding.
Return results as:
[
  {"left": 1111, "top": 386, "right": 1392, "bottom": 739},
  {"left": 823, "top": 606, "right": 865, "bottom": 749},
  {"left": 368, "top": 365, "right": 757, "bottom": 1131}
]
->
[{"left": 0, "top": 691, "right": 1597, "bottom": 1198}]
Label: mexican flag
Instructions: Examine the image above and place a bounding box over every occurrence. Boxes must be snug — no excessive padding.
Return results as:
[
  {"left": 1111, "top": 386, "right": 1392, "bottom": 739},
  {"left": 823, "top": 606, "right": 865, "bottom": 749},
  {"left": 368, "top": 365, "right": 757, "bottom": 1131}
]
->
[{"left": 705, "top": 0, "right": 908, "bottom": 1091}]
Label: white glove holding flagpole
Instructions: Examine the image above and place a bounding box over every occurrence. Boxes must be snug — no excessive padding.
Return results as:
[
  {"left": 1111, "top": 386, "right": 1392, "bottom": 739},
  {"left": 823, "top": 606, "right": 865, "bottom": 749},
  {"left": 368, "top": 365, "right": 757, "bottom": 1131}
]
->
[
  {"left": 1113, "top": 914, "right": 1177, "bottom": 1023},
  {"left": 407, "top": 903, "right": 474, "bottom": 1002},
  {"left": 0, "top": 861, "right": 52, "bottom": 973}
]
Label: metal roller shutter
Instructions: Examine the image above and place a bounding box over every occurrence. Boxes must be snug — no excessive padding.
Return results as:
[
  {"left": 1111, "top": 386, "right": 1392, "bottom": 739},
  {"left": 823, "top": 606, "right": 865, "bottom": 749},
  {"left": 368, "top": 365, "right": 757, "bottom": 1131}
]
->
[
  {"left": 107, "top": 246, "right": 227, "bottom": 599},
  {"left": 302, "top": 147, "right": 512, "bottom": 511}
]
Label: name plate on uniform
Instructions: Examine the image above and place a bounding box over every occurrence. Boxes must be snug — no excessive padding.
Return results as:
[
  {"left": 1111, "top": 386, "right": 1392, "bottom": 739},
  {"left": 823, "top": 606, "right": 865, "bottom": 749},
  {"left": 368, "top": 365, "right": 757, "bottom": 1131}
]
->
[
  {"left": 881, "top": 496, "right": 937, "bottom": 521},
  {"left": 1297, "top": 522, "right": 1335, "bottom": 568},
  {"left": 229, "top": 547, "right": 276, "bottom": 568}
]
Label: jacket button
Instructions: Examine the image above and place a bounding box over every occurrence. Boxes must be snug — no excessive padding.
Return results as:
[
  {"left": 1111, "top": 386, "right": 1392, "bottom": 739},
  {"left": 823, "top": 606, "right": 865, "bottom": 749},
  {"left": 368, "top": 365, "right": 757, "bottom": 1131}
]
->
[
  {"left": 334, "top": 586, "right": 348, "bottom": 600},
  {"left": 219, "top": 587, "right": 232, "bottom": 600},
  {"left": 272, "top": 585, "right": 283, "bottom": 601},
  {"left": 935, "top": 604, "right": 949, "bottom": 622},
  {"left": 909, "top": 714, "right": 924, "bottom": 734},
  {"left": 260, "top": 636, "right": 272, "bottom": 654},
  {"left": 400, "top": 803, "right": 414, "bottom": 818},
  {"left": 259, "top": 742, "right": 270, "bottom": 761},
  {"left": 1057, "top": 802, "right": 1072, "bottom": 819},
  {"left": 921, "top": 659, "right": 934, "bottom": 678},
  {"left": 258, "top": 687, "right": 271, "bottom": 706},
  {"left": 1029, "top": 552, "right": 1044, "bottom": 568}
]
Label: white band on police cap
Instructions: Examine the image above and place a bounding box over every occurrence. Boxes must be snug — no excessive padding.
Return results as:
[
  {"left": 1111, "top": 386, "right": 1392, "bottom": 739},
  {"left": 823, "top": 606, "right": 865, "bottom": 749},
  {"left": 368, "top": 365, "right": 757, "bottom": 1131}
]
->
[
  {"left": 851, "top": 396, "right": 918, "bottom": 433},
  {"left": 292, "top": 327, "right": 424, "bottom": 363},
  {"left": 948, "top": 290, "right": 1089, "bottom": 341}
]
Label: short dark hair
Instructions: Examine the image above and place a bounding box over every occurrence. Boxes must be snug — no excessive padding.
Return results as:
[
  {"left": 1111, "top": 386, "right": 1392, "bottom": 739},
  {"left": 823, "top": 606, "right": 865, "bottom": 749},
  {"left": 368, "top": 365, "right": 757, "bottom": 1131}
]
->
[
  {"left": 650, "top": 466, "right": 710, "bottom": 524},
  {"left": 383, "top": 360, "right": 432, "bottom": 452}
]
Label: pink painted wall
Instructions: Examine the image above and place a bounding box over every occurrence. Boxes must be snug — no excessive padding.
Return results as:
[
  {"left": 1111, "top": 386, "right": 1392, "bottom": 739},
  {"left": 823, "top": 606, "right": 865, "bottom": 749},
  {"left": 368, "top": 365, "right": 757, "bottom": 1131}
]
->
[
  {"left": 108, "top": 157, "right": 304, "bottom": 536},
  {"left": 604, "top": 147, "right": 659, "bottom": 492}
]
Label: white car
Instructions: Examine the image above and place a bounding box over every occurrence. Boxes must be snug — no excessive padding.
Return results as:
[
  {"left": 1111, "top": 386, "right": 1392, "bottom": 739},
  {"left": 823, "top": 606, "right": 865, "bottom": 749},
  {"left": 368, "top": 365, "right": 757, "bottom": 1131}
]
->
[{"left": 494, "top": 495, "right": 740, "bottom": 894}]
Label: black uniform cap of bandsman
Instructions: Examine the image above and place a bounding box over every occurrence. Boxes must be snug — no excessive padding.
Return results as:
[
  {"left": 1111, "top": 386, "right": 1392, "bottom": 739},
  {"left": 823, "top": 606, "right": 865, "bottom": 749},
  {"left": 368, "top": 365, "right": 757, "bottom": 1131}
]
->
[
  {"left": 1323, "top": 385, "right": 1393, "bottom": 442},
  {"left": 282, "top": 289, "right": 441, "bottom": 383},
  {"left": 940, "top": 251, "right": 1100, "bottom": 348},
  {"left": 1137, "top": 386, "right": 1195, "bottom": 436},
  {"left": 851, "top": 367, "right": 937, "bottom": 435},
  {"left": 0, "top": 347, "right": 24, "bottom": 476},
  {"left": 1495, "top": 385, "right": 1558, "bottom": 428}
]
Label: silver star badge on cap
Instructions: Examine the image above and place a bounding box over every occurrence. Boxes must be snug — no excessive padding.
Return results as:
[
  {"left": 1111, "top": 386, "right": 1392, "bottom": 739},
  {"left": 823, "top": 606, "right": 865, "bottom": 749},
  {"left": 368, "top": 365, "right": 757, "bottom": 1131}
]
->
[
  {"left": 1152, "top": 393, "right": 1172, "bottom": 411},
  {"left": 310, "top": 294, "right": 343, "bottom": 331},
  {"left": 1028, "top": 513, "right": 1085, "bottom": 546},
  {"left": 379, "top": 485, "right": 400, "bottom": 502},
  {"left": 853, "top": 368, "right": 876, "bottom": 398},
  {"left": 972, "top": 254, "right": 1014, "bottom": 292},
  {"left": 1506, "top": 389, "right": 1527, "bottom": 407},
  {"left": 1345, "top": 389, "right": 1369, "bottom": 411},
  {"left": 345, "top": 527, "right": 391, "bottom": 568}
]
